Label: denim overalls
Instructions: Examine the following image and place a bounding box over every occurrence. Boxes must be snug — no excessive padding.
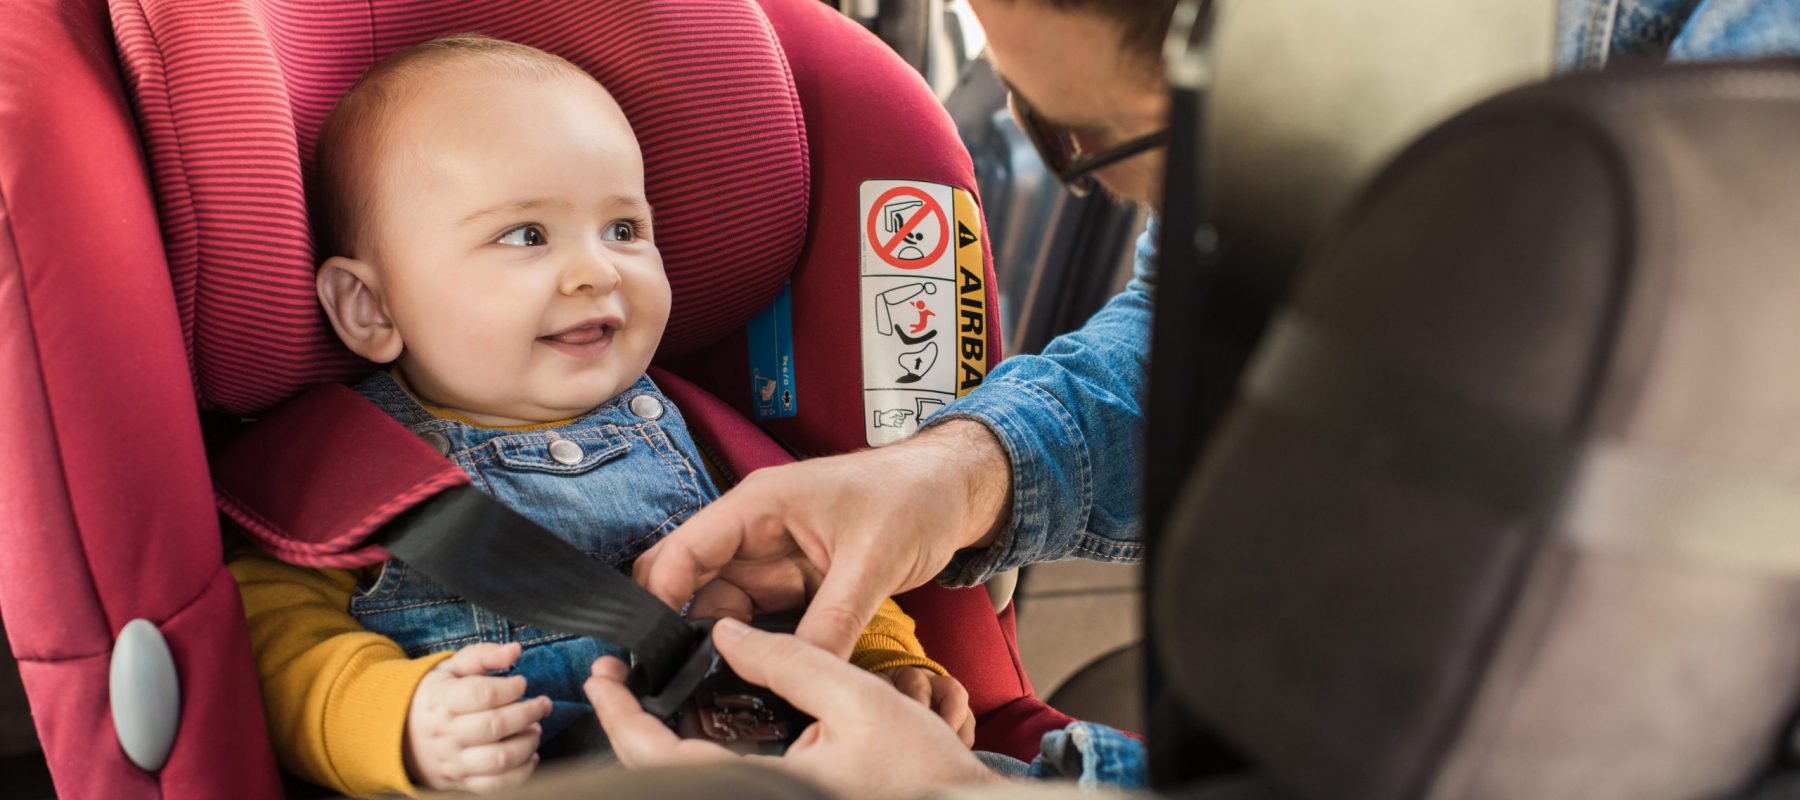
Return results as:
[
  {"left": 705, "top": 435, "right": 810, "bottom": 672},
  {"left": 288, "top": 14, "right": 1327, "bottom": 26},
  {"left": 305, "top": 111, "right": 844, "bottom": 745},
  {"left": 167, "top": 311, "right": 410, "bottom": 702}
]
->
[{"left": 350, "top": 371, "right": 720, "bottom": 749}]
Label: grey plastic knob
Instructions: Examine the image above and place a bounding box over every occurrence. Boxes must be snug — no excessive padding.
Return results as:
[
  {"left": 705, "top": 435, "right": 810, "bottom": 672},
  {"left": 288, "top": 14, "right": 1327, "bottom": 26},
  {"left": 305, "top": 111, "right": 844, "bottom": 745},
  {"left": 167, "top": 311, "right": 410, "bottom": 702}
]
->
[{"left": 110, "top": 618, "right": 180, "bottom": 772}]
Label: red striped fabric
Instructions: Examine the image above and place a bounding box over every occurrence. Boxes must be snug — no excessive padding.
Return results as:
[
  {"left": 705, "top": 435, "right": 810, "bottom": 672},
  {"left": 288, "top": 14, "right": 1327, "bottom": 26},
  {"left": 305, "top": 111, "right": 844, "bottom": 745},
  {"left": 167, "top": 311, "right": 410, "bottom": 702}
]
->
[{"left": 110, "top": 0, "right": 809, "bottom": 415}]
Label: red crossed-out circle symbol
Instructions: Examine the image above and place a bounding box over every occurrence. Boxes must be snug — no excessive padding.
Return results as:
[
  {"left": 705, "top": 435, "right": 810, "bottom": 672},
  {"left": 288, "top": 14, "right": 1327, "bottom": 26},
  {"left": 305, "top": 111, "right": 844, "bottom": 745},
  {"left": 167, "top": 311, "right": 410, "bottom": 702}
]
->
[{"left": 866, "top": 186, "right": 949, "bottom": 270}]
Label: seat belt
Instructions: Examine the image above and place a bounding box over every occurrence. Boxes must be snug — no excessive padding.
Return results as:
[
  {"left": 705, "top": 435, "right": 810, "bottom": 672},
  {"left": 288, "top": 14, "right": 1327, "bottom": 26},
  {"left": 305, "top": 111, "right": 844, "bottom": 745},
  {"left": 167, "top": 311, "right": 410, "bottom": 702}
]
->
[
  {"left": 371, "top": 485, "right": 710, "bottom": 713},
  {"left": 214, "top": 384, "right": 752, "bottom": 720}
]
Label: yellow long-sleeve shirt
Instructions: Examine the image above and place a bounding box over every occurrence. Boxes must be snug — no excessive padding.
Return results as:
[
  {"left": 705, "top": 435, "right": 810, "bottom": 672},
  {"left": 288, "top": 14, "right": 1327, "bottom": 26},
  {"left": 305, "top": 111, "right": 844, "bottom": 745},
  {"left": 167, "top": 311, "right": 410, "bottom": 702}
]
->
[{"left": 229, "top": 549, "right": 941, "bottom": 797}]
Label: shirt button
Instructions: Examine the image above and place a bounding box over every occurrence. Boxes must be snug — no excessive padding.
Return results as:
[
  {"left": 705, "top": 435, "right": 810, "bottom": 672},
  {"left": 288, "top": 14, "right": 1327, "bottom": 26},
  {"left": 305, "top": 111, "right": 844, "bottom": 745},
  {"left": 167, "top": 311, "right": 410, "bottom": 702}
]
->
[
  {"left": 549, "top": 438, "right": 584, "bottom": 466},
  {"left": 419, "top": 431, "right": 451, "bottom": 456},
  {"left": 630, "top": 394, "right": 665, "bottom": 420}
]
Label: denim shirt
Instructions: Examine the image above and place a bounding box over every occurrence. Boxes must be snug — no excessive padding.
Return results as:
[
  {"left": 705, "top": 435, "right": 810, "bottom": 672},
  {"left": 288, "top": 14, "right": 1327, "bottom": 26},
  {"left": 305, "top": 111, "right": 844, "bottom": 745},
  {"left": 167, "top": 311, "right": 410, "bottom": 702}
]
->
[
  {"left": 1558, "top": 0, "right": 1800, "bottom": 70},
  {"left": 350, "top": 371, "right": 719, "bottom": 746},
  {"left": 928, "top": 6, "right": 1800, "bottom": 786},
  {"left": 924, "top": 224, "right": 1156, "bottom": 588}
]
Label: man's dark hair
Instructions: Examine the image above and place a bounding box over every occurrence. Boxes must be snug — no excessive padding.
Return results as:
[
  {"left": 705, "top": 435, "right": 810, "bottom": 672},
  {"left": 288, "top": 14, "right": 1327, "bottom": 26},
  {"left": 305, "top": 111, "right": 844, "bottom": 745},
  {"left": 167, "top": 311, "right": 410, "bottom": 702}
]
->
[{"left": 1016, "top": 0, "right": 1180, "bottom": 67}]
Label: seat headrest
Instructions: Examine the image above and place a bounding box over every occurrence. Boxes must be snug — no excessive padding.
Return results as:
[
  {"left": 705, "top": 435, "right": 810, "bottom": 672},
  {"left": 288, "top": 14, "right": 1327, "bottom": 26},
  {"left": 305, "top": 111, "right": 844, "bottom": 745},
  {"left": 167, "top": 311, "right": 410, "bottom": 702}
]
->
[
  {"left": 112, "top": 0, "right": 809, "bottom": 414},
  {"left": 1155, "top": 59, "right": 1800, "bottom": 799}
]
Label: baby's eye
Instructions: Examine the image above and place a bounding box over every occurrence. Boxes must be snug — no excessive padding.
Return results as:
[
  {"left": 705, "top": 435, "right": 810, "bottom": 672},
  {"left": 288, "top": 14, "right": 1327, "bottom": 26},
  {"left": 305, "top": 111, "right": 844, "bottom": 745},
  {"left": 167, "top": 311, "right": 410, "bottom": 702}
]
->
[
  {"left": 495, "top": 224, "right": 547, "bottom": 247},
  {"left": 603, "top": 220, "right": 639, "bottom": 242}
]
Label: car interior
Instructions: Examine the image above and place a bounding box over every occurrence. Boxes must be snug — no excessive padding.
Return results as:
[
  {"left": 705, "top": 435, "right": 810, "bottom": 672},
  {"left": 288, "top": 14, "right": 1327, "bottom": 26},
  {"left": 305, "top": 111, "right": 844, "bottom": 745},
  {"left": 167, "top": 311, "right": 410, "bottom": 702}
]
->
[{"left": 2, "top": 0, "right": 1798, "bottom": 798}]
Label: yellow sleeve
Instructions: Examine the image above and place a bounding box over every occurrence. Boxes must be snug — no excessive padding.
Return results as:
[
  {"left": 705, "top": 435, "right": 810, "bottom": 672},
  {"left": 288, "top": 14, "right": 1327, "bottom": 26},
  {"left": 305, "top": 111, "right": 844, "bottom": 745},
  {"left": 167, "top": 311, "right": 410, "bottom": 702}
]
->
[
  {"left": 848, "top": 598, "right": 949, "bottom": 676},
  {"left": 228, "top": 549, "right": 451, "bottom": 798}
]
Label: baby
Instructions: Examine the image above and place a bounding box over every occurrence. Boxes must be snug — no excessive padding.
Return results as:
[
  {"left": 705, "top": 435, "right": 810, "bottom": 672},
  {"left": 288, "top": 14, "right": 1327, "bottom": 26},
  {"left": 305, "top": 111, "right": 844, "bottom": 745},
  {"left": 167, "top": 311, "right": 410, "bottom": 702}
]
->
[{"left": 229, "top": 35, "right": 971, "bottom": 797}]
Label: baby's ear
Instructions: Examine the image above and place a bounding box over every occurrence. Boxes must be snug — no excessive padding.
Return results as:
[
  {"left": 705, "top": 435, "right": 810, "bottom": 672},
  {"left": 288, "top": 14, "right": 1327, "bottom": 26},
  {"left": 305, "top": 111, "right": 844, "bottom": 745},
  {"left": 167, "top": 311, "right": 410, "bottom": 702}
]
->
[{"left": 316, "top": 256, "right": 404, "bottom": 363}]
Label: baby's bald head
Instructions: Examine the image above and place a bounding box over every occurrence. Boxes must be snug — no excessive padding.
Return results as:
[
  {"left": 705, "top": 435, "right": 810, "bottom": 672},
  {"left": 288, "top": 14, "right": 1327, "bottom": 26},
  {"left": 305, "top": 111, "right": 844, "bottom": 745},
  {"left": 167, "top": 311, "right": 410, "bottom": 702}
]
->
[{"left": 312, "top": 34, "right": 605, "bottom": 259}]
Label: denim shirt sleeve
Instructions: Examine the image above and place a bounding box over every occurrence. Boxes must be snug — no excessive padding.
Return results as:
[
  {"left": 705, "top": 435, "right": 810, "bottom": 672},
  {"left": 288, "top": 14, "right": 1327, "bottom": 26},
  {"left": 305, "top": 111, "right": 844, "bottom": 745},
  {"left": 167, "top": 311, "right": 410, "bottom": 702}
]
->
[
  {"left": 1028, "top": 721, "right": 1150, "bottom": 790},
  {"left": 923, "top": 223, "right": 1156, "bottom": 587},
  {"left": 1557, "top": 0, "right": 1800, "bottom": 70}
]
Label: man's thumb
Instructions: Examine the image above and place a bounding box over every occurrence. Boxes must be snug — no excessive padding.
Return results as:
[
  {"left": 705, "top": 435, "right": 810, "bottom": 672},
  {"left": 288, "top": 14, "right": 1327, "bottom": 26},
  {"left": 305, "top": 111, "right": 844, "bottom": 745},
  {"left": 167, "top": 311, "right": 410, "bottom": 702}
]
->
[{"left": 794, "top": 570, "right": 887, "bottom": 660}]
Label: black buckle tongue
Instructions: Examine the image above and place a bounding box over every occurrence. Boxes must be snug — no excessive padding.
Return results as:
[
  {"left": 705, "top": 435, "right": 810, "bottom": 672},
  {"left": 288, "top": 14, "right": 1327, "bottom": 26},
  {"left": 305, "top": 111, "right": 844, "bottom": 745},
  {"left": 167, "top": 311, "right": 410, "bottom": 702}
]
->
[
  {"left": 628, "top": 612, "right": 814, "bottom": 754},
  {"left": 630, "top": 618, "right": 721, "bottom": 719}
]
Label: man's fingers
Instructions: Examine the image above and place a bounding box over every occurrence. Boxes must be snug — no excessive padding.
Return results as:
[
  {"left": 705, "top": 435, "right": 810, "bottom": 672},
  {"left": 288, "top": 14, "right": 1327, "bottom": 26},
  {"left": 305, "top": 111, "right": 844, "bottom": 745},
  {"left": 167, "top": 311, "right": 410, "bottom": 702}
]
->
[
  {"left": 629, "top": 539, "right": 678, "bottom": 605},
  {"left": 794, "top": 564, "right": 891, "bottom": 659},
  {"left": 710, "top": 619, "right": 890, "bottom": 721},
  {"left": 688, "top": 579, "right": 755, "bottom": 623},
  {"left": 452, "top": 696, "right": 552, "bottom": 746},
  {"left": 457, "top": 724, "right": 540, "bottom": 778},
  {"left": 444, "top": 674, "right": 529, "bottom": 714},
  {"left": 584, "top": 665, "right": 736, "bottom": 768},
  {"left": 635, "top": 492, "right": 760, "bottom": 610},
  {"left": 461, "top": 755, "right": 539, "bottom": 795},
  {"left": 441, "top": 642, "right": 522, "bottom": 678},
  {"left": 591, "top": 654, "right": 630, "bottom": 682}
]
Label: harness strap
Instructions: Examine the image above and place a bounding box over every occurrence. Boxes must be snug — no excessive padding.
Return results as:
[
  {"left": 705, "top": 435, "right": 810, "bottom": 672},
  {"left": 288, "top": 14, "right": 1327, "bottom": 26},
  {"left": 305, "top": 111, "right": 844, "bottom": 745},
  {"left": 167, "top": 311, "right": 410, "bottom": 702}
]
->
[
  {"left": 372, "top": 485, "right": 705, "bottom": 695},
  {"left": 214, "top": 382, "right": 708, "bottom": 697}
]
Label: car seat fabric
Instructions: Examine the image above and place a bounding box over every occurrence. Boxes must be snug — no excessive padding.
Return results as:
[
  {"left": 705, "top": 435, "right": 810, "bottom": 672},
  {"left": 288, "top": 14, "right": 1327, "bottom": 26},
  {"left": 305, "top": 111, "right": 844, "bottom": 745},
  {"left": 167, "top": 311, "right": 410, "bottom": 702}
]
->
[
  {"left": 0, "top": 0, "right": 1059, "bottom": 796},
  {"left": 664, "top": 0, "right": 1006, "bottom": 460},
  {"left": 1154, "top": 59, "right": 1800, "bottom": 800},
  {"left": 0, "top": 1, "right": 283, "bottom": 797},
  {"left": 111, "top": 0, "right": 811, "bottom": 416}
]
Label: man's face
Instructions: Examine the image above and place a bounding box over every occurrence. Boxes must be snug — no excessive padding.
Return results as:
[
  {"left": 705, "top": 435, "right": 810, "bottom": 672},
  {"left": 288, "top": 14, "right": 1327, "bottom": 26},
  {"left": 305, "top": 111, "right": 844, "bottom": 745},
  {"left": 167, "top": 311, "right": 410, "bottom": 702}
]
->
[
  {"left": 365, "top": 70, "right": 670, "bottom": 426},
  {"left": 969, "top": 0, "right": 1171, "bottom": 208}
]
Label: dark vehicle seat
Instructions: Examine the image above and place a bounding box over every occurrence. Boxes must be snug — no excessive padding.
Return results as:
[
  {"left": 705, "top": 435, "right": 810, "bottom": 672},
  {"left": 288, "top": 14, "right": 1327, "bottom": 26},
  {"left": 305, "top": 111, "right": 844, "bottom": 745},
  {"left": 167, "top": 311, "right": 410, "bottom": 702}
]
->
[{"left": 1155, "top": 58, "right": 1800, "bottom": 799}]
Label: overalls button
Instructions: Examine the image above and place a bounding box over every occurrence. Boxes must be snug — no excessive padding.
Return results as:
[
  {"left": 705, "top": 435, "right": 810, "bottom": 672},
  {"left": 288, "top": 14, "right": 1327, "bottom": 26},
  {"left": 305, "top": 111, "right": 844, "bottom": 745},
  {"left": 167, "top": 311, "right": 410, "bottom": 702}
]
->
[
  {"left": 630, "top": 394, "right": 665, "bottom": 420},
  {"left": 549, "top": 438, "right": 584, "bottom": 465},
  {"left": 419, "top": 431, "right": 451, "bottom": 456}
]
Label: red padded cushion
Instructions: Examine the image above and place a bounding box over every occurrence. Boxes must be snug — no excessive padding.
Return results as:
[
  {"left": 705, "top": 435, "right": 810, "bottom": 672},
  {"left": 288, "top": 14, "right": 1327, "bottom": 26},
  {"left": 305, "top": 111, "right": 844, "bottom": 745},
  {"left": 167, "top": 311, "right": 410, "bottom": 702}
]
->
[{"left": 113, "top": 0, "right": 808, "bottom": 415}]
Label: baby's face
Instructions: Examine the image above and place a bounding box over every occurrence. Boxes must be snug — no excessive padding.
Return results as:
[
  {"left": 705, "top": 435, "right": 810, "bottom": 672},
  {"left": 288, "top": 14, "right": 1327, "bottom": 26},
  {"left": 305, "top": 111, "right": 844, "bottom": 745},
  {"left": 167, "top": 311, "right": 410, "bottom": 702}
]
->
[{"left": 365, "top": 70, "right": 667, "bottom": 426}]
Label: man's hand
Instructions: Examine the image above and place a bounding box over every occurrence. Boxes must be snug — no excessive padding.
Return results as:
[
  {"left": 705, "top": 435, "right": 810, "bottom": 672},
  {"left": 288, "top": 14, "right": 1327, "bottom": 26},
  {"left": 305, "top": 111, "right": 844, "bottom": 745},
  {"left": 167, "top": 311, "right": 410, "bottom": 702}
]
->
[
  {"left": 404, "top": 642, "right": 552, "bottom": 794},
  {"left": 585, "top": 619, "right": 1003, "bottom": 800},
  {"left": 880, "top": 666, "right": 976, "bottom": 748},
  {"left": 633, "top": 420, "right": 1013, "bottom": 657}
]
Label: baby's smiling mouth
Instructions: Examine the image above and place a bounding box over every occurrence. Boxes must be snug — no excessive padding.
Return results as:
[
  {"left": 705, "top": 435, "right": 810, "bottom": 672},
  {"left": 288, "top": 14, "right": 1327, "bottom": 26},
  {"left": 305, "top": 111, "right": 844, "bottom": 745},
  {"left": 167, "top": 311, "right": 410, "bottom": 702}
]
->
[{"left": 539, "top": 319, "right": 619, "bottom": 357}]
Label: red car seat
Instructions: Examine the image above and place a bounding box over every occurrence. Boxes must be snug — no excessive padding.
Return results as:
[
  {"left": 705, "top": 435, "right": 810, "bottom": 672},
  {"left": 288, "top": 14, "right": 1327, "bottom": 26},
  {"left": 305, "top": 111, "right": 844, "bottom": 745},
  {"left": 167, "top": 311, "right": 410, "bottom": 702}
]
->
[{"left": 0, "top": 0, "right": 1075, "bottom": 796}]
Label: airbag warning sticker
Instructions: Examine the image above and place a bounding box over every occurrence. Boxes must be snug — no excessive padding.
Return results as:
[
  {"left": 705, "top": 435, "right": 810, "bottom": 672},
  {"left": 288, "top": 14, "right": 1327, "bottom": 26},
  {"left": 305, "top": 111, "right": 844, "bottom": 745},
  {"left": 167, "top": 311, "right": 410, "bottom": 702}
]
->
[{"left": 860, "top": 180, "right": 987, "bottom": 446}]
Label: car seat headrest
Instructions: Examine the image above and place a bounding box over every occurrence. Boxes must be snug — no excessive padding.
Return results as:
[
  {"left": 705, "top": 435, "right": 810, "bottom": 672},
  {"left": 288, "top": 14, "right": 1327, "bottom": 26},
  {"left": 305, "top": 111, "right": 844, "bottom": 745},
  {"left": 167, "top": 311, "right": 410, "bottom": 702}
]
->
[
  {"left": 112, "top": 0, "right": 808, "bottom": 415},
  {"left": 1156, "top": 59, "right": 1800, "bottom": 799}
]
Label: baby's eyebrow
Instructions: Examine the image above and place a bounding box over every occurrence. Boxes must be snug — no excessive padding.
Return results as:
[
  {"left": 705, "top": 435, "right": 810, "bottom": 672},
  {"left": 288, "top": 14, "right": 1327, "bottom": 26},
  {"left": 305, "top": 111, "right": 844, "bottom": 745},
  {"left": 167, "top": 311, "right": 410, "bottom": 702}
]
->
[
  {"left": 609, "top": 193, "right": 652, "bottom": 218},
  {"left": 459, "top": 198, "right": 558, "bottom": 226}
]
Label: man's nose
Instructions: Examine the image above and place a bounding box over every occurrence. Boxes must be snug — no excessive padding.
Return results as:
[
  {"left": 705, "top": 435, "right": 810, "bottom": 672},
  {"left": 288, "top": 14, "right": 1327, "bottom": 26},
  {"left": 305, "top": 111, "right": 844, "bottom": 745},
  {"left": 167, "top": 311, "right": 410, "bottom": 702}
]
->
[{"left": 561, "top": 244, "right": 624, "bottom": 296}]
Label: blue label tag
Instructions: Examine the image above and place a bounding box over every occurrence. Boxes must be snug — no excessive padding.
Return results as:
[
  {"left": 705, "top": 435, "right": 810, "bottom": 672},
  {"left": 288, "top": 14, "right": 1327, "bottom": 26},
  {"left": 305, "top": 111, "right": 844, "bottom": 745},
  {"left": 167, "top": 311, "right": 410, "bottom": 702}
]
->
[{"left": 747, "top": 283, "right": 798, "bottom": 420}]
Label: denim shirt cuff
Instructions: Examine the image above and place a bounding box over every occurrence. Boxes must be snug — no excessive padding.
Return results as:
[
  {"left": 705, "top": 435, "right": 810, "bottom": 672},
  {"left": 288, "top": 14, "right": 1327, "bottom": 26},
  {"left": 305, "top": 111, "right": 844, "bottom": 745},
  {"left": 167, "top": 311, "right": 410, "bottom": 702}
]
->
[
  {"left": 1027, "top": 721, "right": 1150, "bottom": 790},
  {"left": 921, "top": 376, "right": 1092, "bottom": 588}
]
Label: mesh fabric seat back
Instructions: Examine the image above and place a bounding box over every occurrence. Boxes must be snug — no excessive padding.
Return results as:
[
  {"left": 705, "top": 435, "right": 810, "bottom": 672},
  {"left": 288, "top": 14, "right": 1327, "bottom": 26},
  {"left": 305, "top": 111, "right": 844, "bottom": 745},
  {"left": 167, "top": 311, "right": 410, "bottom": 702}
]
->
[
  {"left": 1156, "top": 60, "right": 1800, "bottom": 800},
  {"left": 113, "top": 0, "right": 811, "bottom": 414}
]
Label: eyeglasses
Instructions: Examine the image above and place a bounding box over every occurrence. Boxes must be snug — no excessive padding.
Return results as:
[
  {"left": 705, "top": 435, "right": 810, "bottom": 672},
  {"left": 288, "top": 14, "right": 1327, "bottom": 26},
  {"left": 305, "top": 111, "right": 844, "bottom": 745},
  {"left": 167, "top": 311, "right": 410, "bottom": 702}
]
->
[{"left": 1006, "top": 84, "right": 1171, "bottom": 198}]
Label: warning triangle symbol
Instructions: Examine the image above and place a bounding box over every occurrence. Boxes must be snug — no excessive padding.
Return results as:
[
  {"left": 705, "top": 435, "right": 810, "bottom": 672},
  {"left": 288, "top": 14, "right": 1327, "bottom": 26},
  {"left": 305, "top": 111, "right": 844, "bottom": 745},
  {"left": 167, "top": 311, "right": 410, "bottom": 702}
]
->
[{"left": 957, "top": 221, "right": 978, "bottom": 250}]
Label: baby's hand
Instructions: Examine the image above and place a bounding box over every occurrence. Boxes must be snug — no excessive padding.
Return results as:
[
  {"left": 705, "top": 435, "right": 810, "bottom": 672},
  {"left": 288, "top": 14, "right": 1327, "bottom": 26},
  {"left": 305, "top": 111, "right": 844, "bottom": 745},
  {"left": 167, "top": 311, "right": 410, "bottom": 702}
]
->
[
  {"left": 880, "top": 666, "right": 975, "bottom": 748},
  {"left": 405, "top": 642, "right": 553, "bottom": 794}
]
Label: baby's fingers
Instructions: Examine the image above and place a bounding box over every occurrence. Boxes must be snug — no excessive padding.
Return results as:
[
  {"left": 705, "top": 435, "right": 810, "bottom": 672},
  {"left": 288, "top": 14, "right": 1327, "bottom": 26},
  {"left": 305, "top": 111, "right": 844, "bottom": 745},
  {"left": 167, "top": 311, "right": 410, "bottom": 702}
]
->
[
  {"left": 441, "top": 642, "right": 523, "bottom": 678},
  {"left": 458, "top": 724, "right": 541, "bottom": 780},
  {"left": 930, "top": 676, "right": 975, "bottom": 748},
  {"left": 886, "top": 668, "right": 933, "bottom": 708},
  {"left": 453, "top": 695, "right": 553, "bottom": 745},
  {"left": 461, "top": 754, "right": 539, "bottom": 795},
  {"left": 445, "top": 674, "right": 530, "bottom": 714}
]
